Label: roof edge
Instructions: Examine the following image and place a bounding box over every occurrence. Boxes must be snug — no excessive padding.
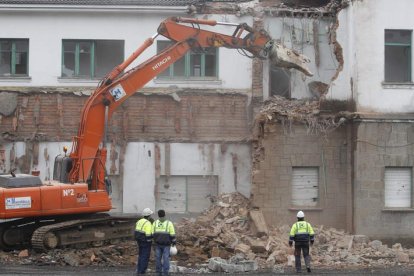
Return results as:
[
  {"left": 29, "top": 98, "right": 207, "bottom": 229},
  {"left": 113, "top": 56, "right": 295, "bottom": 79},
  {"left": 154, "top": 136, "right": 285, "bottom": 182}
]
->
[{"left": 0, "top": 4, "right": 190, "bottom": 13}]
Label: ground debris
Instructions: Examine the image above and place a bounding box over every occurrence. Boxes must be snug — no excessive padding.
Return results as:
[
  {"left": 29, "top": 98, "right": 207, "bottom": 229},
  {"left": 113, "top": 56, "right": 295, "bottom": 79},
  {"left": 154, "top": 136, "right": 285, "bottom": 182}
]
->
[
  {"left": 174, "top": 192, "right": 414, "bottom": 270},
  {"left": 0, "top": 192, "right": 413, "bottom": 271}
]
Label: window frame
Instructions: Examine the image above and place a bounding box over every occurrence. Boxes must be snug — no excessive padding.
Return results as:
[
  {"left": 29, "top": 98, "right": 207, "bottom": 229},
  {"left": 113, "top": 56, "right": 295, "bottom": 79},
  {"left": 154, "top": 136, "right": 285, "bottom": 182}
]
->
[
  {"left": 384, "top": 29, "right": 412, "bottom": 83},
  {"left": 155, "top": 40, "right": 219, "bottom": 80},
  {"left": 0, "top": 38, "right": 29, "bottom": 77},
  {"left": 62, "top": 40, "right": 95, "bottom": 79}
]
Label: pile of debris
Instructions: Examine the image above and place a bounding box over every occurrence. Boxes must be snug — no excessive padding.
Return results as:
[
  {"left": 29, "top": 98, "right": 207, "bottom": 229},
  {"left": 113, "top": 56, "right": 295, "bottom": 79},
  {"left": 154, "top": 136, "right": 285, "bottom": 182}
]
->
[
  {"left": 174, "top": 192, "right": 414, "bottom": 272},
  {"left": 253, "top": 96, "right": 357, "bottom": 140},
  {"left": 0, "top": 192, "right": 413, "bottom": 271}
]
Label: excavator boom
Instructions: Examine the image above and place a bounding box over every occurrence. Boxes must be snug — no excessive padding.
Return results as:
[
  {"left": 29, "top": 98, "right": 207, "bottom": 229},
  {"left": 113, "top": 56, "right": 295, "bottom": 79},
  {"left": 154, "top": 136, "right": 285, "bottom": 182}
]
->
[{"left": 69, "top": 16, "right": 312, "bottom": 185}]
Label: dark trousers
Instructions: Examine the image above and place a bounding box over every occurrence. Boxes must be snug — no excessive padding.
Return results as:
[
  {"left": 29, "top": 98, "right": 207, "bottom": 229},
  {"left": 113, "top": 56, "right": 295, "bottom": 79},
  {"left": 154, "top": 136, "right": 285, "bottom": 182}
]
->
[
  {"left": 155, "top": 244, "right": 171, "bottom": 276},
  {"left": 294, "top": 243, "right": 310, "bottom": 272},
  {"left": 137, "top": 241, "right": 152, "bottom": 274}
]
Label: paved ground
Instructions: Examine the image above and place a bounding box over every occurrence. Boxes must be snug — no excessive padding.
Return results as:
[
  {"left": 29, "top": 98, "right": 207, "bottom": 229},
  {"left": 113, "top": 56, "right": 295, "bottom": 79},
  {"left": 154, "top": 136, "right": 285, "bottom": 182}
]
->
[{"left": 1, "top": 265, "right": 414, "bottom": 276}]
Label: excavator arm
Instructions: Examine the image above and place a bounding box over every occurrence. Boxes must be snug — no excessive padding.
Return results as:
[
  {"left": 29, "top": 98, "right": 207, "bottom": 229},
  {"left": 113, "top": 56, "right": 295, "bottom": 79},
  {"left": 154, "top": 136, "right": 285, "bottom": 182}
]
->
[{"left": 67, "top": 16, "right": 313, "bottom": 186}]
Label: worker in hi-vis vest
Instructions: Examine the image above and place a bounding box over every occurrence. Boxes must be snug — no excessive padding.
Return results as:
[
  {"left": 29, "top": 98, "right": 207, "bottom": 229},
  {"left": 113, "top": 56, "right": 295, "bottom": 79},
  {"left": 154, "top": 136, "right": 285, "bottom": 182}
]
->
[
  {"left": 152, "top": 209, "right": 176, "bottom": 276},
  {"left": 134, "top": 208, "right": 154, "bottom": 274},
  {"left": 289, "top": 211, "right": 315, "bottom": 273}
]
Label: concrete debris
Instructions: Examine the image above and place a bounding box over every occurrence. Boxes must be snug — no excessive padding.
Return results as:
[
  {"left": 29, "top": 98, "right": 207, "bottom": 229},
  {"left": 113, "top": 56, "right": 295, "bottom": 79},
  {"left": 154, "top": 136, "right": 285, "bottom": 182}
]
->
[
  {"left": 249, "top": 209, "right": 269, "bottom": 237},
  {"left": 253, "top": 96, "right": 357, "bottom": 139},
  {"left": 18, "top": 249, "right": 29, "bottom": 258},
  {"left": 308, "top": 81, "right": 329, "bottom": 99},
  {"left": 174, "top": 193, "right": 414, "bottom": 270},
  {"left": 0, "top": 193, "right": 413, "bottom": 271},
  {"left": 208, "top": 256, "right": 258, "bottom": 273}
]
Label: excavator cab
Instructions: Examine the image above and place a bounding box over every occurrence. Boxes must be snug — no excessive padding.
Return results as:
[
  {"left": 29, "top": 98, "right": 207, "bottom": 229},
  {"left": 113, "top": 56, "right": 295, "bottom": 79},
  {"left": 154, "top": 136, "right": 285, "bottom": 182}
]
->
[
  {"left": 52, "top": 155, "right": 72, "bottom": 184},
  {"left": 53, "top": 146, "right": 72, "bottom": 183}
]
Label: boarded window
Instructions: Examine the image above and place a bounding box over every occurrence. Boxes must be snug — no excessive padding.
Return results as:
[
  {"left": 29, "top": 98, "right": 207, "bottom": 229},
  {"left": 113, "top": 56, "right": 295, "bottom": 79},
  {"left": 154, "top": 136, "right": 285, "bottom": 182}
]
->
[
  {"left": 384, "top": 30, "right": 412, "bottom": 82},
  {"left": 291, "top": 167, "right": 319, "bottom": 207},
  {"left": 156, "top": 41, "right": 218, "bottom": 79},
  {"left": 62, "top": 40, "right": 124, "bottom": 79},
  {"left": 384, "top": 167, "right": 412, "bottom": 208},
  {"left": 156, "top": 176, "right": 218, "bottom": 213},
  {"left": 0, "top": 39, "right": 29, "bottom": 76}
]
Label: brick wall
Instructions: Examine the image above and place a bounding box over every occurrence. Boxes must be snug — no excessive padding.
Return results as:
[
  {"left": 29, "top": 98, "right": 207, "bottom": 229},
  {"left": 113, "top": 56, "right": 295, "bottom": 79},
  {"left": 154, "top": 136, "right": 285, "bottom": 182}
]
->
[
  {"left": 0, "top": 91, "right": 250, "bottom": 143},
  {"left": 252, "top": 122, "right": 351, "bottom": 230}
]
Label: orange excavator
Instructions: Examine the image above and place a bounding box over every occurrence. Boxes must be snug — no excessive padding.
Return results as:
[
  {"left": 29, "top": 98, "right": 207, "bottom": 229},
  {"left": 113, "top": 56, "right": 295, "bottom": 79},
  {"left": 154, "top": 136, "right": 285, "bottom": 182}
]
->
[{"left": 0, "top": 17, "right": 312, "bottom": 251}]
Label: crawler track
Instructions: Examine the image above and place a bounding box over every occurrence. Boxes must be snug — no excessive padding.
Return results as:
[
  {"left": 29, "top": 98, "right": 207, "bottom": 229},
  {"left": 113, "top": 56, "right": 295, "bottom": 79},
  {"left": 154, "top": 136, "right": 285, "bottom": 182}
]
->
[{"left": 0, "top": 214, "right": 138, "bottom": 251}]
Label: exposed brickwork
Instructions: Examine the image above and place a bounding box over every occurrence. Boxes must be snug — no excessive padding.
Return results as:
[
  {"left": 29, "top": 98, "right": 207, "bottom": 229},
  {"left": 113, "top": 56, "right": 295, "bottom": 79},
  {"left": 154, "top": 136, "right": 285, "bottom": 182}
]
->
[
  {"left": 252, "top": 18, "right": 264, "bottom": 99},
  {"left": 0, "top": 91, "right": 250, "bottom": 143},
  {"left": 252, "top": 123, "right": 350, "bottom": 230}
]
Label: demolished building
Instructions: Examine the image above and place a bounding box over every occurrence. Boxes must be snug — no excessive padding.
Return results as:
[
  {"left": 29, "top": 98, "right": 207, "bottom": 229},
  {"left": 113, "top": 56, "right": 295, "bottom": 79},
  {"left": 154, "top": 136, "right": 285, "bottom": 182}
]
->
[{"left": 0, "top": 0, "right": 413, "bottom": 245}]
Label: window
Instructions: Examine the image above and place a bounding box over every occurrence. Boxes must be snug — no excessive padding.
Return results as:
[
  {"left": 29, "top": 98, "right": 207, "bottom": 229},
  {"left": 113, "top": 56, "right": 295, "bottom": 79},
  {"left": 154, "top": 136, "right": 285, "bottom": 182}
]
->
[
  {"left": 0, "top": 39, "right": 29, "bottom": 77},
  {"left": 384, "top": 30, "right": 412, "bottom": 83},
  {"left": 270, "top": 66, "right": 291, "bottom": 98},
  {"left": 291, "top": 167, "right": 319, "bottom": 207},
  {"left": 384, "top": 167, "right": 412, "bottom": 208},
  {"left": 156, "top": 41, "right": 218, "bottom": 79},
  {"left": 62, "top": 40, "right": 124, "bottom": 79}
]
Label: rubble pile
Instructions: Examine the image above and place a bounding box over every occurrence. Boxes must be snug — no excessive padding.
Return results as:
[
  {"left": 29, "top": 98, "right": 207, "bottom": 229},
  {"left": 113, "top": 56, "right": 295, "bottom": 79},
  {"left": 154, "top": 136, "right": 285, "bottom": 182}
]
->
[
  {"left": 0, "top": 192, "right": 413, "bottom": 270},
  {"left": 174, "top": 192, "right": 414, "bottom": 270},
  {"left": 254, "top": 96, "right": 356, "bottom": 137}
]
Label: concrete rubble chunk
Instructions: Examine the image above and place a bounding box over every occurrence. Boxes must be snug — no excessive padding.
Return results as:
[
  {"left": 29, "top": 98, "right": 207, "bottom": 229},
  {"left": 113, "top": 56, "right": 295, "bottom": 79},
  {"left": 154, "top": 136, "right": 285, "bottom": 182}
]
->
[
  {"left": 63, "top": 252, "right": 81, "bottom": 266},
  {"left": 249, "top": 209, "right": 269, "bottom": 237},
  {"left": 208, "top": 257, "right": 258, "bottom": 273},
  {"left": 337, "top": 235, "right": 353, "bottom": 249},
  {"left": 18, "top": 249, "right": 29, "bottom": 258},
  {"left": 396, "top": 252, "right": 409, "bottom": 263},
  {"left": 234, "top": 243, "right": 250, "bottom": 255},
  {"left": 392, "top": 243, "right": 403, "bottom": 251},
  {"left": 370, "top": 240, "right": 382, "bottom": 250},
  {"left": 353, "top": 235, "right": 369, "bottom": 244},
  {"left": 0, "top": 92, "right": 18, "bottom": 116},
  {"left": 247, "top": 237, "right": 267, "bottom": 253}
]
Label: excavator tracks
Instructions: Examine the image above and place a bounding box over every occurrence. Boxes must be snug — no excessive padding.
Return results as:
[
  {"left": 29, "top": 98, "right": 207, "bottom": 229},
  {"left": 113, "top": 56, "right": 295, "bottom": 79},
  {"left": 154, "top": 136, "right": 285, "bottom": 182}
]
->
[
  {"left": 0, "top": 214, "right": 138, "bottom": 251},
  {"left": 31, "top": 215, "right": 137, "bottom": 252}
]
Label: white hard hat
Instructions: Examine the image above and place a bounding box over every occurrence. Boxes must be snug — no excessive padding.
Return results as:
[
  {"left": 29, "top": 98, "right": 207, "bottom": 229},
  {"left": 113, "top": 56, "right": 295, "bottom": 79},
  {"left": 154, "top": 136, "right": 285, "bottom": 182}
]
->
[
  {"left": 297, "top": 211, "right": 305, "bottom": 218},
  {"left": 142, "top": 208, "right": 153, "bottom": 217},
  {"left": 170, "top": 245, "right": 178, "bottom": 256}
]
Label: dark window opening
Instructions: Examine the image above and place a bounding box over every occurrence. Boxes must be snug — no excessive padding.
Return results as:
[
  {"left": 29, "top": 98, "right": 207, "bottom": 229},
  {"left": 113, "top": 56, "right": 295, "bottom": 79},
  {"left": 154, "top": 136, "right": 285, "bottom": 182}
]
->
[
  {"left": 270, "top": 66, "right": 291, "bottom": 98},
  {"left": 384, "top": 29, "right": 412, "bottom": 83},
  {"left": 62, "top": 40, "right": 124, "bottom": 79}
]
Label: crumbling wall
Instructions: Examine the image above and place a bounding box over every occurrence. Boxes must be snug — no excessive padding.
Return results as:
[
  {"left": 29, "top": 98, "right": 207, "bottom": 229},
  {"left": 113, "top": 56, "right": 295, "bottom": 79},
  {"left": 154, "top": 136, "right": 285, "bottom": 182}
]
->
[
  {"left": 0, "top": 89, "right": 251, "bottom": 145},
  {"left": 250, "top": 96, "right": 356, "bottom": 231},
  {"left": 251, "top": 121, "right": 351, "bottom": 230},
  {"left": 0, "top": 88, "right": 253, "bottom": 212}
]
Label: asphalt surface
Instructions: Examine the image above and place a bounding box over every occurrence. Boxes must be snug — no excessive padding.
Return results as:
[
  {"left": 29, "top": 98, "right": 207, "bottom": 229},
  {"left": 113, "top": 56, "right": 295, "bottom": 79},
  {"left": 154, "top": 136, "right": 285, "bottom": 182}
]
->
[{"left": 1, "top": 265, "right": 414, "bottom": 276}]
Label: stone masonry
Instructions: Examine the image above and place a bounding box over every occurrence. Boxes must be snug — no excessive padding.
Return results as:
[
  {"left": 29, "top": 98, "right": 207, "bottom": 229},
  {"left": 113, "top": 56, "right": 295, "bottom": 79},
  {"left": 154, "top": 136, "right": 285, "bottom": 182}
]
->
[
  {"left": 354, "top": 119, "right": 414, "bottom": 245},
  {"left": 252, "top": 122, "right": 351, "bottom": 231}
]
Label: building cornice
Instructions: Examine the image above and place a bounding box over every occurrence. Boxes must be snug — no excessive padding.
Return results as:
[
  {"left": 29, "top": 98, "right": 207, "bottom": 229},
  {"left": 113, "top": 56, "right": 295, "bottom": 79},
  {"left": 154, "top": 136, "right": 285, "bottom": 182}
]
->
[{"left": 0, "top": 4, "right": 190, "bottom": 13}]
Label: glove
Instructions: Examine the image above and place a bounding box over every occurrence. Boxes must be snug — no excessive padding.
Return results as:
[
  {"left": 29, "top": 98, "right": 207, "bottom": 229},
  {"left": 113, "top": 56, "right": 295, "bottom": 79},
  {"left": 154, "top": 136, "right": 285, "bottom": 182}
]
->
[
  {"left": 288, "top": 241, "right": 293, "bottom": 247},
  {"left": 310, "top": 240, "right": 314, "bottom": 246}
]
